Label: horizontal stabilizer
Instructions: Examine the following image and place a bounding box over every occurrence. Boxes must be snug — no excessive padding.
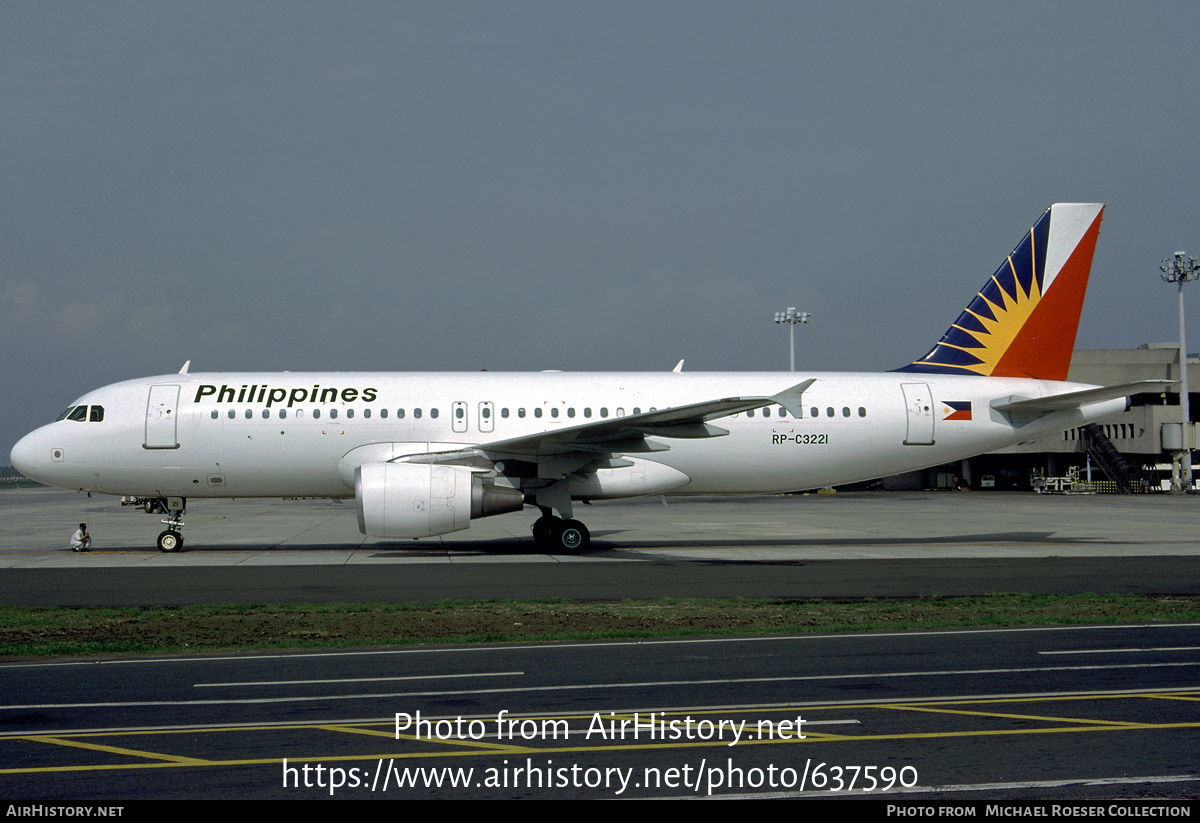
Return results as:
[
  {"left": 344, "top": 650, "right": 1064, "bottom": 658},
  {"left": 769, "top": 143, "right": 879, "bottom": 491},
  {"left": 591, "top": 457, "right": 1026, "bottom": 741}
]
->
[{"left": 991, "top": 380, "right": 1175, "bottom": 414}]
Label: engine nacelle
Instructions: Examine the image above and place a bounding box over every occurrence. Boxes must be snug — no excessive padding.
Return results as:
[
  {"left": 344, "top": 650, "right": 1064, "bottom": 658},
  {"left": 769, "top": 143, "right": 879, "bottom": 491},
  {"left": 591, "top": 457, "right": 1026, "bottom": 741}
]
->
[{"left": 355, "top": 462, "right": 524, "bottom": 538}]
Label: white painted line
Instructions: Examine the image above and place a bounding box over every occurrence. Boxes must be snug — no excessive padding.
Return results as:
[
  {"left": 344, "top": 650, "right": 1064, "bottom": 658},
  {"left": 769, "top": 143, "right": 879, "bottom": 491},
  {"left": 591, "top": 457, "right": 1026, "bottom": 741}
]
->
[
  {"left": 6, "top": 622, "right": 1199, "bottom": 670},
  {"left": 1039, "top": 646, "right": 1200, "bottom": 655},
  {"left": 194, "top": 671, "right": 524, "bottom": 688},
  {"left": 2, "top": 661, "right": 1198, "bottom": 711}
]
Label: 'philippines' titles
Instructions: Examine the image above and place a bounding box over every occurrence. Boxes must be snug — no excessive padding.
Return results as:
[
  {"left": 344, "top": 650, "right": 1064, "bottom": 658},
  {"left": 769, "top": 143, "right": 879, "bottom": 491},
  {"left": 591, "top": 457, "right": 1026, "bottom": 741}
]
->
[{"left": 194, "top": 384, "right": 379, "bottom": 408}]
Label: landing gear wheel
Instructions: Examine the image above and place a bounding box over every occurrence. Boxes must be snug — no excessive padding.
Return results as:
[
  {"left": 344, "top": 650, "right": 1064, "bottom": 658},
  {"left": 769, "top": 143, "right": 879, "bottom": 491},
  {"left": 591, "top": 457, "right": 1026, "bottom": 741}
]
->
[
  {"left": 550, "top": 519, "right": 589, "bottom": 553},
  {"left": 532, "top": 516, "right": 559, "bottom": 546},
  {"left": 157, "top": 530, "right": 183, "bottom": 553}
]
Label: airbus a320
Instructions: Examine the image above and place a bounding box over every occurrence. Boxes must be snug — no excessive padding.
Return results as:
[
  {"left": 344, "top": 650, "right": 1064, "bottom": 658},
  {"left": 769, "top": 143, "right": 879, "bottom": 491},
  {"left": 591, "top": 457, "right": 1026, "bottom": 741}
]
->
[{"left": 11, "top": 203, "right": 1161, "bottom": 553}]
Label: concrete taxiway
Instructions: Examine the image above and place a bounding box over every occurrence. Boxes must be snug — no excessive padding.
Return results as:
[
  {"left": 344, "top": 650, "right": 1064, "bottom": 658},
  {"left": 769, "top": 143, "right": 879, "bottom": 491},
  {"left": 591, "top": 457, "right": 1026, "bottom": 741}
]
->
[
  {"left": 0, "top": 487, "right": 1196, "bottom": 605},
  {"left": 3, "top": 486, "right": 1200, "bottom": 562},
  {"left": 2, "top": 489, "right": 1197, "bottom": 799}
]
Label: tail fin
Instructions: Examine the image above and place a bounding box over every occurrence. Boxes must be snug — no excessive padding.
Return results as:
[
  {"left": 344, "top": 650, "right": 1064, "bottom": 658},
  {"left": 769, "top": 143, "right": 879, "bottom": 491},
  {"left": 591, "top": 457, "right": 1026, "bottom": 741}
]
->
[{"left": 896, "top": 203, "right": 1104, "bottom": 381}]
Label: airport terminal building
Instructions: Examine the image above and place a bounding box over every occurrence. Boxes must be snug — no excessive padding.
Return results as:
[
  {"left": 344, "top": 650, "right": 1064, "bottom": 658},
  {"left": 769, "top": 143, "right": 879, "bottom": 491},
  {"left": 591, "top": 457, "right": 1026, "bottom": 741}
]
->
[{"left": 895, "top": 344, "right": 1200, "bottom": 493}]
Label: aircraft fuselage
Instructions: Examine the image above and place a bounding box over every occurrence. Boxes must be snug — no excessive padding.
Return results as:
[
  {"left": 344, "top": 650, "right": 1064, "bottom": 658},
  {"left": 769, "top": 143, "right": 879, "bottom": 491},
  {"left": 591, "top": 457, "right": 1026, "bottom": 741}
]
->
[{"left": 11, "top": 370, "right": 1122, "bottom": 500}]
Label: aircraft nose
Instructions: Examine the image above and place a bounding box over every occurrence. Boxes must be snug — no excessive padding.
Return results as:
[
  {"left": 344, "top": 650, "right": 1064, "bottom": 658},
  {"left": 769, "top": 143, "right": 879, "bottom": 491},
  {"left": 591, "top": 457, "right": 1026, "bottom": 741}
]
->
[{"left": 10, "top": 431, "right": 40, "bottom": 480}]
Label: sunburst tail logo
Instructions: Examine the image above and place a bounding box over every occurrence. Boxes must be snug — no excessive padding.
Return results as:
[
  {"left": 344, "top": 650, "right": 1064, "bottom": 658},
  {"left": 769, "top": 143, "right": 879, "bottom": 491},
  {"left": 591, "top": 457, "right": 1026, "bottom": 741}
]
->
[{"left": 896, "top": 203, "right": 1104, "bottom": 381}]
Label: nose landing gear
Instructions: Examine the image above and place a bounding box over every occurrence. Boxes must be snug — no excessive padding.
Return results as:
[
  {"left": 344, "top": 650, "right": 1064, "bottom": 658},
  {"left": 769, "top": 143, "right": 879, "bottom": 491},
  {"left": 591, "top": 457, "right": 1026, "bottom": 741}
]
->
[
  {"left": 143, "top": 497, "right": 187, "bottom": 552},
  {"left": 157, "top": 526, "right": 183, "bottom": 552}
]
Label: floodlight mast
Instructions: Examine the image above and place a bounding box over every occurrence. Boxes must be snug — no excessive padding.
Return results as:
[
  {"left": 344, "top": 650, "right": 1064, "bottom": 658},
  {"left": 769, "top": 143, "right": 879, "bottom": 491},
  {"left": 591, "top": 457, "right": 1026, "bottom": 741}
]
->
[
  {"left": 773, "top": 307, "right": 811, "bottom": 372},
  {"left": 1159, "top": 251, "right": 1198, "bottom": 492}
]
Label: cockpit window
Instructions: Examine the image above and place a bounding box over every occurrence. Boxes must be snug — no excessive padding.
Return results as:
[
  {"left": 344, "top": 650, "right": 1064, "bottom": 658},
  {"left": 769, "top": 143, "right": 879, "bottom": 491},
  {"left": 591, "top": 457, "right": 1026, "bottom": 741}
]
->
[
  {"left": 56, "top": 406, "right": 76, "bottom": 422},
  {"left": 67, "top": 406, "right": 88, "bottom": 422},
  {"left": 89, "top": 406, "right": 104, "bottom": 422}
]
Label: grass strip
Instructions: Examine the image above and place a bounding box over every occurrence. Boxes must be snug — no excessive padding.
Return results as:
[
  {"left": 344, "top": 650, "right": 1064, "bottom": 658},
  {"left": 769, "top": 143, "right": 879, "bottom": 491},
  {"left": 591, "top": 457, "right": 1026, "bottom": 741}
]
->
[{"left": 1, "top": 593, "right": 1197, "bottom": 657}]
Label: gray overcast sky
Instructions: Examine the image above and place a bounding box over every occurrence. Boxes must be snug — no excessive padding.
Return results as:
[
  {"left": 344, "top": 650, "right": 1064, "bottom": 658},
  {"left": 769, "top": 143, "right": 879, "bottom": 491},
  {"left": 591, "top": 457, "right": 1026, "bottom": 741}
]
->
[{"left": 3, "top": 1, "right": 1199, "bottom": 454}]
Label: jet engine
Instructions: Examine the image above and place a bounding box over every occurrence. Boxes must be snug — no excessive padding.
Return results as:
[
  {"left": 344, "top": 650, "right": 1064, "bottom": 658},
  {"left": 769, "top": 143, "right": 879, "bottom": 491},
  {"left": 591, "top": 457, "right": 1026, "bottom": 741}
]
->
[{"left": 354, "top": 462, "right": 524, "bottom": 539}]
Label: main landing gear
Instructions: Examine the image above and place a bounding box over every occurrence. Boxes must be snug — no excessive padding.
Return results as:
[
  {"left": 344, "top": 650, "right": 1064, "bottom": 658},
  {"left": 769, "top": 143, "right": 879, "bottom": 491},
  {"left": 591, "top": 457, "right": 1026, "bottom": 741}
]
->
[{"left": 531, "top": 514, "right": 590, "bottom": 553}]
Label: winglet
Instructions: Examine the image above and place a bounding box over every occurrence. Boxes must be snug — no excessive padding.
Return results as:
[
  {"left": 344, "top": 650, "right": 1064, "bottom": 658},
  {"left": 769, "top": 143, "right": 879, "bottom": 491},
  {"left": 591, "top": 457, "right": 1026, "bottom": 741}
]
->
[
  {"left": 896, "top": 203, "right": 1104, "bottom": 380},
  {"left": 771, "top": 378, "right": 817, "bottom": 418},
  {"left": 179, "top": 360, "right": 191, "bottom": 375},
  {"left": 673, "top": 359, "right": 685, "bottom": 373}
]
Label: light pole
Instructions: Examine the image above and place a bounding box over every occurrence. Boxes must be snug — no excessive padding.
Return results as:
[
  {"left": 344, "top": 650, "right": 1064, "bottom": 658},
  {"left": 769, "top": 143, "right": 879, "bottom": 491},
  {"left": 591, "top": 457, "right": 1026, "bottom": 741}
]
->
[
  {"left": 773, "top": 307, "right": 811, "bottom": 372},
  {"left": 1159, "top": 251, "right": 1198, "bottom": 493}
]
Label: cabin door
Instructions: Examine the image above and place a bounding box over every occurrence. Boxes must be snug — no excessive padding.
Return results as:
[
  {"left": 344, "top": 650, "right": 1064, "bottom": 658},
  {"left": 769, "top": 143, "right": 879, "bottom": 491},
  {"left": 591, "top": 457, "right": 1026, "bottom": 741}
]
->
[
  {"left": 145, "top": 384, "right": 181, "bottom": 449},
  {"left": 901, "top": 382, "right": 935, "bottom": 445}
]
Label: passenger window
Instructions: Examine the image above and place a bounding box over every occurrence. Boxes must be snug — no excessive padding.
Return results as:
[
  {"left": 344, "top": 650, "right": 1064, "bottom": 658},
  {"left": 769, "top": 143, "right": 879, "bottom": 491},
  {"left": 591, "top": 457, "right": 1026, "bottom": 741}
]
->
[
  {"left": 858, "top": 407, "right": 866, "bottom": 417},
  {"left": 633, "top": 407, "right": 641, "bottom": 415},
  {"left": 747, "top": 409, "right": 755, "bottom": 417},
  {"left": 430, "top": 408, "right": 438, "bottom": 418},
  {"left": 380, "top": 409, "right": 387, "bottom": 418},
  {"left": 810, "top": 407, "right": 818, "bottom": 417},
  {"left": 518, "top": 408, "right": 526, "bottom": 418},
  {"left": 534, "top": 408, "right": 542, "bottom": 418},
  {"left": 211, "top": 410, "right": 218, "bottom": 419},
  {"left": 347, "top": 409, "right": 354, "bottom": 419},
  {"left": 414, "top": 408, "right": 422, "bottom": 418},
  {"left": 397, "top": 409, "right": 405, "bottom": 418},
  {"left": 262, "top": 409, "right": 270, "bottom": 419},
  {"left": 567, "top": 408, "right": 575, "bottom": 418},
  {"left": 481, "top": 407, "right": 489, "bottom": 419},
  {"left": 228, "top": 409, "right": 236, "bottom": 420},
  {"left": 245, "top": 409, "right": 253, "bottom": 419},
  {"left": 89, "top": 406, "right": 104, "bottom": 422},
  {"left": 330, "top": 409, "right": 338, "bottom": 419},
  {"left": 313, "top": 409, "right": 321, "bottom": 419},
  {"left": 842, "top": 407, "right": 850, "bottom": 417},
  {"left": 826, "top": 407, "right": 834, "bottom": 417},
  {"left": 600, "top": 408, "right": 608, "bottom": 418},
  {"left": 363, "top": 409, "right": 370, "bottom": 419},
  {"left": 455, "top": 407, "right": 465, "bottom": 419},
  {"left": 551, "top": 408, "right": 559, "bottom": 418},
  {"left": 279, "top": 409, "right": 287, "bottom": 419},
  {"left": 584, "top": 408, "right": 592, "bottom": 418},
  {"left": 501, "top": 408, "right": 509, "bottom": 418}
]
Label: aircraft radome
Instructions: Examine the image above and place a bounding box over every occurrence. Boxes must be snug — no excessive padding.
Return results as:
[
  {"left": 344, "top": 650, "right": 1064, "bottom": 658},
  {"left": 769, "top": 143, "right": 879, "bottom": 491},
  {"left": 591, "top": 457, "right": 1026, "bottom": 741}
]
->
[{"left": 10, "top": 203, "right": 1166, "bottom": 553}]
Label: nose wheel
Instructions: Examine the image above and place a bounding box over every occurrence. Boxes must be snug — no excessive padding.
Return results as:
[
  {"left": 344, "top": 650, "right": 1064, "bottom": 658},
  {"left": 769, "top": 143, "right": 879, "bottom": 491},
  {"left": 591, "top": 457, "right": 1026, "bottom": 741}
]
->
[{"left": 156, "top": 510, "right": 186, "bottom": 552}]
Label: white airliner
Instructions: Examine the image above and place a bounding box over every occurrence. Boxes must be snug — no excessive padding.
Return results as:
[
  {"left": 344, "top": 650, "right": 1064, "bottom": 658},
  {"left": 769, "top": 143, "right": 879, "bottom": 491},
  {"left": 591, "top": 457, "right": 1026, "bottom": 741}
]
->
[{"left": 10, "top": 203, "right": 1164, "bottom": 553}]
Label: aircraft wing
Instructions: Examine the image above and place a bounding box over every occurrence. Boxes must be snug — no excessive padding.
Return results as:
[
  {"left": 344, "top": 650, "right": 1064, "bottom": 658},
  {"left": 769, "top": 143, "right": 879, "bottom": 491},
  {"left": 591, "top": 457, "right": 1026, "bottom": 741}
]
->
[
  {"left": 480, "top": 378, "right": 815, "bottom": 457},
  {"left": 399, "top": 379, "right": 817, "bottom": 464}
]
